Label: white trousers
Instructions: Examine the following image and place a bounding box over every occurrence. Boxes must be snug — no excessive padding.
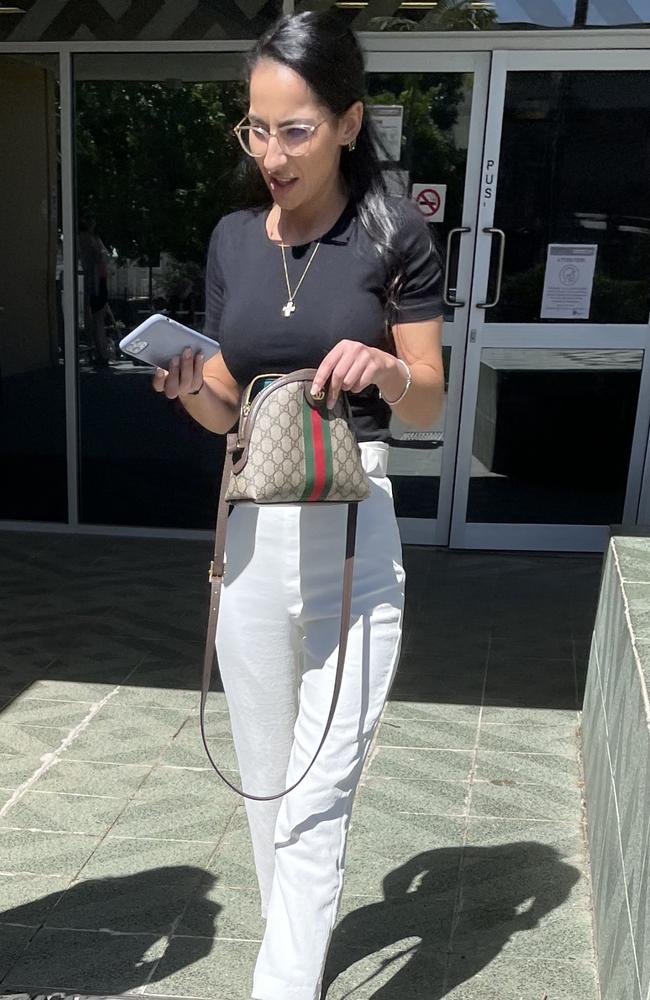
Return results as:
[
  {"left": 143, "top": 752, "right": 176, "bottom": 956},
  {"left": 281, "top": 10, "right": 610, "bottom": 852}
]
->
[{"left": 215, "top": 441, "right": 405, "bottom": 1000}]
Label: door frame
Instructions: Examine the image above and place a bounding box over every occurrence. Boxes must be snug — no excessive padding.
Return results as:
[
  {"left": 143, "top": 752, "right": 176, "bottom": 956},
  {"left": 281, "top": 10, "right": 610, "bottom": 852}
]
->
[
  {"left": 2, "top": 36, "right": 650, "bottom": 541},
  {"left": 366, "top": 49, "right": 490, "bottom": 545},
  {"left": 449, "top": 48, "right": 650, "bottom": 553}
]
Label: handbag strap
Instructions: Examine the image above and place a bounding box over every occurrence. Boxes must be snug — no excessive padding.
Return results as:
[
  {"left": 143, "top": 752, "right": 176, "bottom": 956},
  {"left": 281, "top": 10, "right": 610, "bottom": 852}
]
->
[{"left": 199, "top": 441, "right": 359, "bottom": 801}]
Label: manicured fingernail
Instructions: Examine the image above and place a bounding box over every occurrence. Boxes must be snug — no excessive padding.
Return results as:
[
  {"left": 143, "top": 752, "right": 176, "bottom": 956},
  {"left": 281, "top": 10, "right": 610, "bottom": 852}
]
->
[
  {"left": 171, "top": 356, "right": 179, "bottom": 367},
  {"left": 183, "top": 347, "right": 191, "bottom": 359},
  {"left": 198, "top": 352, "right": 204, "bottom": 361}
]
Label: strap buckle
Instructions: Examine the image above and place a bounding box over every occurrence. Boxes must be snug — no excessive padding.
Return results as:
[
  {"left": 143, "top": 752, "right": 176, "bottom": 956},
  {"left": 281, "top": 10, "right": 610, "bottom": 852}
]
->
[{"left": 208, "top": 560, "right": 225, "bottom": 583}]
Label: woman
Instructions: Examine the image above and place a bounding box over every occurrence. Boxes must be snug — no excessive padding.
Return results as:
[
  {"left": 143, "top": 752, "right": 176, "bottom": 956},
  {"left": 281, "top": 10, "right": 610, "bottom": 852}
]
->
[{"left": 153, "top": 12, "right": 444, "bottom": 1000}]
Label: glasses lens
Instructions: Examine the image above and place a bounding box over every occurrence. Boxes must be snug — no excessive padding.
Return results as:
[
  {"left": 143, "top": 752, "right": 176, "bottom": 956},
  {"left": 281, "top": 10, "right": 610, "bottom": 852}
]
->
[
  {"left": 279, "top": 126, "right": 312, "bottom": 156},
  {"left": 238, "top": 126, "right": 268, "bottom": 157}
]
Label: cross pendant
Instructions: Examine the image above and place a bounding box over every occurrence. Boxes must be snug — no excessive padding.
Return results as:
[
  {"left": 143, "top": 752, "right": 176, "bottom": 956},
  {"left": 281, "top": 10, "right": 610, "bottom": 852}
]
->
[{"left": 282, "top": 300, "right": 296, "bottom": 318}]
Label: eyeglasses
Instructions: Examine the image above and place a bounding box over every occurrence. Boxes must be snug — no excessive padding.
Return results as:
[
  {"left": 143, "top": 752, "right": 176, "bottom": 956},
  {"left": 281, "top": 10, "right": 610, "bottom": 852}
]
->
[{"left": 234, "top": 116, "right": 327, "bottom": 158}]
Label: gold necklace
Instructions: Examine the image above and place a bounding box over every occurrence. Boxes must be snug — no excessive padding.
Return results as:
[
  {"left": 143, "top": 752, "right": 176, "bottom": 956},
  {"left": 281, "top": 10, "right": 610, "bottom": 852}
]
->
[{"left": 279, "top": 240, "right": 321, "bottom": 318}]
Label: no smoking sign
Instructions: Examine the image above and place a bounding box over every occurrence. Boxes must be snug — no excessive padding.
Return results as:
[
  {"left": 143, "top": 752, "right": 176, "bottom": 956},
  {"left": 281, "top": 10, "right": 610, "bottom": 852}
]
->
[{"left": 411, "top": 183, "right": 446, "bottom": 222}]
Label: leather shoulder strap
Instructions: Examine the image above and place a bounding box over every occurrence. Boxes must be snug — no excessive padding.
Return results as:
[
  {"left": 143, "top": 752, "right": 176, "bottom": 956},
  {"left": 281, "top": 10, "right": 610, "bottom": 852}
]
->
[{"left": 199, "top": 448, "right": 359, "bottom": 801}]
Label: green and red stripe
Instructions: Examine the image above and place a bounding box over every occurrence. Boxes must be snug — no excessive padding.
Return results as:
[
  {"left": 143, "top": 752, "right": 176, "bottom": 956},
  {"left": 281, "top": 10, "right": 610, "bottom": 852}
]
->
[{"left": 301, "top": 398, "right": 333, "bottom": 501}]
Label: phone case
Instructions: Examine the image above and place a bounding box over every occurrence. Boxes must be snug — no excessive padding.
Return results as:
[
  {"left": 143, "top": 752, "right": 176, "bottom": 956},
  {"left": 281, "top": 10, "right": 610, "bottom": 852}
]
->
[{"left": 118, "top": 314, "right": 220, "bottom": 369}]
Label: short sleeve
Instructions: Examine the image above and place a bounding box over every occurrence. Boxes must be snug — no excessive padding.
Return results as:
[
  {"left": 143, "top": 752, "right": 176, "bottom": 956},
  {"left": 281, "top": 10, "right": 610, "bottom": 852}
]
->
[
  {"left": 203, "top": 218, "right": 226, "bottom": 341},
  {"left": 391, "top": 199, "right": 444, "bottom": 323}
]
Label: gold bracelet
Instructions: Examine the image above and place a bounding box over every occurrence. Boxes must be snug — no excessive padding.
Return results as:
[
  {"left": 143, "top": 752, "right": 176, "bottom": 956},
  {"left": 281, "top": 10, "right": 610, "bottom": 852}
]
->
[{"left": 378, "top": 359, "right": 412, "bottom": 406}]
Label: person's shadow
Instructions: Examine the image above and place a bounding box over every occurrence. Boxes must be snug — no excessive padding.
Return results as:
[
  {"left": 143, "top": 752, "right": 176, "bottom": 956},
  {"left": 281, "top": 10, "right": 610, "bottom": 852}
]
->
[
  {"left": 322, "top": 842, "right": 582, "bottom": 998},
  {"left": 0, "top": 866, "right": 219, "bottom": 993},
  {"left": 0, "top": 845, "right": 581, "bottom": 997}
]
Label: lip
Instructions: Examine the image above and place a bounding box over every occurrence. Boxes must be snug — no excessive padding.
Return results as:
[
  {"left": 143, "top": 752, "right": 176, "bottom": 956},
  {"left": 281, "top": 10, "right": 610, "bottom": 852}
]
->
[{"left": 269, "top": 176, "right": 298, "bottom": 190}]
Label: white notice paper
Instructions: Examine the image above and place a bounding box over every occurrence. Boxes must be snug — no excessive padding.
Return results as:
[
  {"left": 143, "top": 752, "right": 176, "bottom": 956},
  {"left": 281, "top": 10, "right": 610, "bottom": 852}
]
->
[
  {"left": 369, "top": 105, "right": 403, "bottom": 162},
  {"left": 540, "top": 244, "right": 598, "bottom": 320}
]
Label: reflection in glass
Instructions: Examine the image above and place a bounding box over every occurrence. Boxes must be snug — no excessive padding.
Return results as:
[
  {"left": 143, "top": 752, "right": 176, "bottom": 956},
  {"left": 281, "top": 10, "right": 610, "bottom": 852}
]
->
[
  {"left": 366, "top": 71, "right": 472, "bottom": 326},
  {"left": 295, "top": 0, "right": 650, "bottom": 32},
  {"left": 389, "top": 346, "right": 451, "bottom": 519},
  {"left": 364, "top": 72, "right": 471, "bottom": 520},
  {"left": 74, "top": 60, "right": 248, "bottom": 528},
  {"left": 467, "top": 349, "right": 643, "bottom": 525},
  {"left": 489, "top": 71, "right": 650, "bottom": 324},
  {"left": 0, "top": 54, "right": 66, "bottom": 522}
]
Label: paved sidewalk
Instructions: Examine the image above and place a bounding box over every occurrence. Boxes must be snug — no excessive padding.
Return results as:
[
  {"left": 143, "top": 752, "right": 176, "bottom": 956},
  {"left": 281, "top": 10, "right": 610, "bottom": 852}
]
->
[{"left": 0, "top": 532, "right": 602, "bottom": 999}]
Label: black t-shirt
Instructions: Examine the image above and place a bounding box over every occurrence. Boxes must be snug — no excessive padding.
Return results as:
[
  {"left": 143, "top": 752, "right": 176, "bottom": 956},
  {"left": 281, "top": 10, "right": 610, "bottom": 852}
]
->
[{"left": 203, "top": 195, "right": 443, "bottom": 442}]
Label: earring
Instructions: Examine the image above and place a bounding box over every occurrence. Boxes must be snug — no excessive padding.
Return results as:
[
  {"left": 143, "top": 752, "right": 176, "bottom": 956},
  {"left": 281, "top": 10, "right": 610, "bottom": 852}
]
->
[{"left": 348, "top": 138, "right": 356, "bottom": 152}]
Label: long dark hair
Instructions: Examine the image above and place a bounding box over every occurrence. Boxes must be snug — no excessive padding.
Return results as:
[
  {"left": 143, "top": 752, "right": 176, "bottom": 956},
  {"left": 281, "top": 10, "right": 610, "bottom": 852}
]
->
[{"left": 239, "top": 11, "right": 412, "bottom": 332}]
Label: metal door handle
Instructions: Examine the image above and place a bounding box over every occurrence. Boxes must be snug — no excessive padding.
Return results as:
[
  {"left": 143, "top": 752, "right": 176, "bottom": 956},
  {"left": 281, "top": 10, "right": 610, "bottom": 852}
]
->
[
  {"left": 443, "top": 226, "right": 470, "bottom": 308},
  {"left": 476, "top": 227, "right": 506, "bottom": 309}
]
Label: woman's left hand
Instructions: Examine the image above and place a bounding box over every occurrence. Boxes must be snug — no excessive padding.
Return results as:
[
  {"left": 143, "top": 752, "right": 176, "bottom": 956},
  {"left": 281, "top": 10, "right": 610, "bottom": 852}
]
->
[{"left": 311, "top": 340, "right": 397, "bottom": 409}]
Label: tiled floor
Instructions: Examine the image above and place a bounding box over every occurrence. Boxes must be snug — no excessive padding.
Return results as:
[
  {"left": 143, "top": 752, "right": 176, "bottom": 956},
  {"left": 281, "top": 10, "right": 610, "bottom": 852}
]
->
[{"left": 0, "top": 531, "right": 603, "bottom": 999}]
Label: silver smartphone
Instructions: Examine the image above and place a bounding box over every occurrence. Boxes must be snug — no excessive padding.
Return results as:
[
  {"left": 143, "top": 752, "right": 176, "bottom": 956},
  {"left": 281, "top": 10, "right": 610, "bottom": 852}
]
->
[{"left": 118, "top": 313, "right": 220, "bottom": 369}]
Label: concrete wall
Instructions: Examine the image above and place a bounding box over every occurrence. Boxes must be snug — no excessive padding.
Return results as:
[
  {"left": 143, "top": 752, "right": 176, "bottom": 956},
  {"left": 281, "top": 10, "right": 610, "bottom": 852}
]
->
[{"left": 582, "top": 531, "right": 650, "bottom": 1000}]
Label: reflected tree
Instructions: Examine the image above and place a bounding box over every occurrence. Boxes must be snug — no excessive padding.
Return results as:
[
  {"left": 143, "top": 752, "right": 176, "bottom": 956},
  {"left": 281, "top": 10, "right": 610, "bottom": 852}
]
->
[{"left": 75, "top": 80, "right": 248, "bottom": 267}]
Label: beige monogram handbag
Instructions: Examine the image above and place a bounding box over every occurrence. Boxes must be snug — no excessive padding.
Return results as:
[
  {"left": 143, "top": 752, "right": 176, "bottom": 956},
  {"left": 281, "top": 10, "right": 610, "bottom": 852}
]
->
[{"left": 200, "top": 368, "right": 371, "bottom": 801}]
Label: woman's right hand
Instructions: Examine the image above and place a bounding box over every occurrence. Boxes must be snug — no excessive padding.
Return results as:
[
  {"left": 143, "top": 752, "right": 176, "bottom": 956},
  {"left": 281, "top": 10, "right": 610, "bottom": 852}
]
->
[{"left": 152, "top": 347, "right": 205, "bottom": 399}]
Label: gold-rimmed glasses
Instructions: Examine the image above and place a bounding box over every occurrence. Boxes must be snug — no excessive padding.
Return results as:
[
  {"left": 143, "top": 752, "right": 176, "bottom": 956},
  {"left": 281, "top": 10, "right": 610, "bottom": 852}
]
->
[{"left": 233, "top": 116, "right": 327, "bottom": 158}]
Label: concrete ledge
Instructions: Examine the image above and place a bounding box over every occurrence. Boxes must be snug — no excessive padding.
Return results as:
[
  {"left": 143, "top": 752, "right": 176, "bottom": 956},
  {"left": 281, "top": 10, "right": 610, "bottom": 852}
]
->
[{"left": 582, "top": 529, "right": 650, "bottom": 1000}]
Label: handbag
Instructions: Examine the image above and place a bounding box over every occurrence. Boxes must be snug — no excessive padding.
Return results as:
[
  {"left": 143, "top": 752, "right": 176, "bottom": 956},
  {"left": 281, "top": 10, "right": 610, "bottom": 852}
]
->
[{"left": 200, "top": 368, "right": 371, "bottom": 801}]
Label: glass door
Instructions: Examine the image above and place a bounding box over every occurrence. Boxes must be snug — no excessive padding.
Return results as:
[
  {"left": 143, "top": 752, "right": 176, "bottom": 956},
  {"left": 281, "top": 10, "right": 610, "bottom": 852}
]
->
[
  {"left": 365, "top": 50, "right": 490, "bottom": 545},
  {"left": 451, "top": 50, "right": 650, "bottom": 552}
]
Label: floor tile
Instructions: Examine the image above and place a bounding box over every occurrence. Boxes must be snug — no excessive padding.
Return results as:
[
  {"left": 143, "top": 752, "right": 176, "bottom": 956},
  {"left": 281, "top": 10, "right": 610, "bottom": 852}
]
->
[
  {"left": 358, "top": 775, "right": 468, "bottom": 817},
  {"left": 0, "top": 923, "right": 38, "bottom": 980},
  {"left": 477, "top": 723, "right": 578, "bottom": 756},
  {"left": 333, "top": 890, "right": 455, "bottom": 949},
  {"left": 475, "top": 750, "right": 580, "bottom": 787},
  {"left": 0, "top": 724, "right": 68, "bottom": 757},
  {"left": 464, "top": 819, "right": 587, "bottom": 868},
  {"left": 162, "top": 722, "right": 237, "bottom": 771},
  {"left": 0, "top": 873, "right": 71, "bottom": 926},
  {"left": 76, "top": 835, "right": 215, "bottom": 880},
  {"left": 323, "top": 938, "right": 446, "bottom": 999},
  {"left": 0, "top": 829, "right": 101, "bottom": 876},
  {"left": 480, "top": 704, "right": 578, "bottom": 726},
  {"left": 383, "top": 698, "right": 480, "bottom": 724},
  {"left": 0, "top": 753, "right": 46, "bottom": 788},
  {"left": 207, "top": 809, "right": 258, "bottom": 889},
  {"left": 0, "top": 697, "right": 96, "bottom": 729},
  {"left": 134, "top": 763, "right": 235, "bottom": 802},
  {"left": 176, "top": 882, "right": 266, "bottom": 940},
  {"left": 377, "top": 719, "right": 478, "bottom": 750},
  {"left": 3, "top": 926, "right": 162, "bottom": 994},
  {"left": 22, "top": 678, "right": 125, "bottom": 703},
  {"left": 368, "top": 747, "right": 473, "bottom": 783},
  {"left": 344, "top": 814, "right": 466, "bottom": 896},
  {"left": 484, "top": 657, "right": 577, "bottom": 712},
  {"left": 145, "top": 937, "right": 260, "bottom": 1000},
  {"left": 451, "top": 867, "right": 595, "bottom": 960},
  {"left": 488, "top": 635, "right": 575, "bottom": 659},
  {"left": 443, "top": 955, "right": 599, "bottom": 999},
  {"left": 62, "top": 724, "right": 173, "bottom": 766},
  {"left": 33, "top": 759, "right": 153, "bottom": 798},
  {"left": 108, "top": 781, "right": 235, "bottom": 843},
  {"left": 0, "top": 790, "right": 129, "bottom": 835},
  {"left": 469, "top": 780, "right": 584, "bottom": 822},
  {"left": 44, "top": 867, "right": 206, "bottom": 935}
]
